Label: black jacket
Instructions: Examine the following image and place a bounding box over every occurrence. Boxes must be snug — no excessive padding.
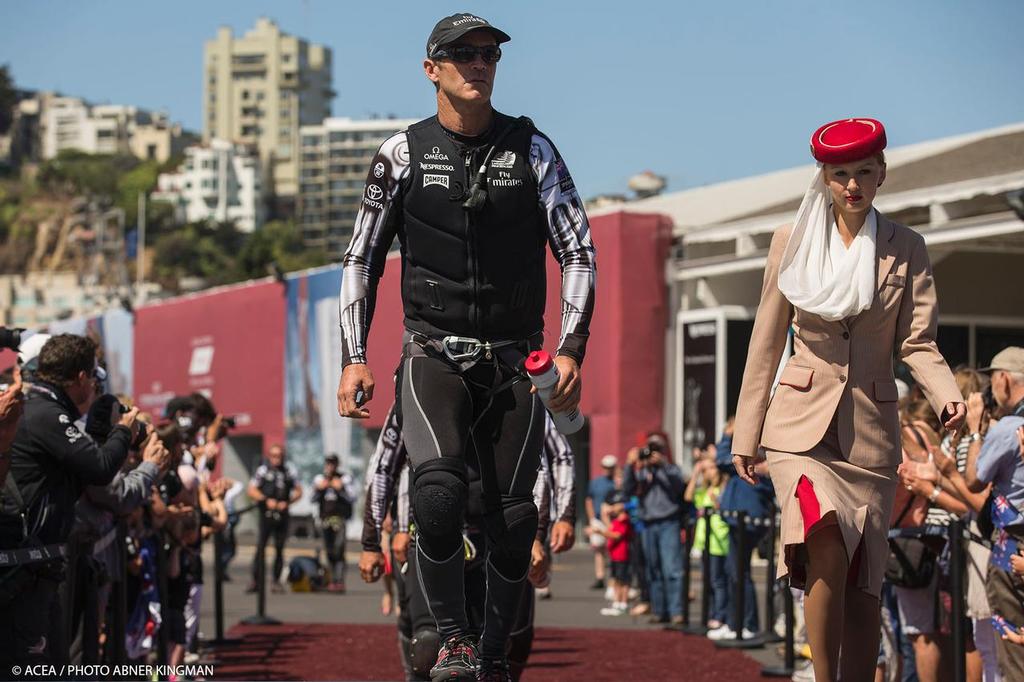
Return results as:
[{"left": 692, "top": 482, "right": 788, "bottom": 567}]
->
[{"left": 0, "top": 383, "right": 131, "bottom": 547}]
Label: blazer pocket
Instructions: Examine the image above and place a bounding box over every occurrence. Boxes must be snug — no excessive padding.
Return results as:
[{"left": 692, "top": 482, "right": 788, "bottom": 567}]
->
[
  {"left": 874, "top": 381, "right": 899, "bottom": 402},
  {"left": 778, "top": 365, "right": 814, "bottom": 391},
  {"left": 884, "top": 273, "right": 906, "bottom": 288}
]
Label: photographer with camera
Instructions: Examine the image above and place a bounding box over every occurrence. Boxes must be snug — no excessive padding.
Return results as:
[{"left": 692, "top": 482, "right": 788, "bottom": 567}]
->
[
  {"left": 0, "top": 334, "right": 142, "bottom": 667},
  {"left": 623, "top": 432, "right": 686, "bottom": 625},
  {"left": 312, "top": 454, "right": 356, "bottom": 593},
  {"left": 964, "top": 347, "right": 1024, "bottom": 678},
  {"left": 247, "top": 444, "right": 302, "bottom": 594},
  {"left": 64, "top": 394, "right": 171, "bottom": 665}
]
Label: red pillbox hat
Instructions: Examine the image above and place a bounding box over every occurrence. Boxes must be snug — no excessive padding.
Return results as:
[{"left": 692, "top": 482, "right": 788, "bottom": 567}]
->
[{"left": 810, "top": 118, "right": 887, "bottom": 164}]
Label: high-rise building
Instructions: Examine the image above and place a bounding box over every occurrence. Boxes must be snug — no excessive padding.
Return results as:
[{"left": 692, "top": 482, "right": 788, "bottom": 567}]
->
[
  {"left": 297, "top": 116, "right": 416, "bottom": 254},
  {"left": 152, "top": 139, "right": 264, "bottom": 233},
  {"left": 203, "top": 18, "right": 334, "bottom": 215}
]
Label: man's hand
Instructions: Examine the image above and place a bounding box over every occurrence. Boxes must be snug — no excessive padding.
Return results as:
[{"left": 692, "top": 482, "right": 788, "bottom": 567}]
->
[
  {"left": 626, "top": 447, "right": 641, "bottom": 467},
  {"left": 543, "top": 355, "right": 581, "bottom": 415},
  {"left": 732, "top": 454, "right": 757, "bottom": 485},
  {"left": 359, "top": 550, "right": 386, "bottom": 583},
  {"left": 966, "top": 393, "right": 985, "bottom": 434},
  {"left": 943, "top": 401, "right": 967, "bottom": 433},
  {"left": 1011, "top": 551, "right": 1024, "bottom": 577},
  {"left": 338, "top": 364, "right": 374, "bottom": 419},
  {"left": 142, "top": 432, "right": 171, "bottom": 472},
  {"left": 528, "top": 539, "right": 549, "bottom": 587},
  {"left": 550, "top": 520, "right": 575, "bottom": 553},
  {"left": 1017, "top": 426, "right": 1024, "bottom": 464},
  {"left": 118, "top": 406, "right": 141, "bottom": 440},
  {"left": 391, "top": 532, "right": 411, "bottom": 565}
]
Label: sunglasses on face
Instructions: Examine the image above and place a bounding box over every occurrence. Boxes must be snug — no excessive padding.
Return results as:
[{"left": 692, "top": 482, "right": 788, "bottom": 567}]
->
[{"left": 433, "top": 44, "right": 502, "bottom": 64}]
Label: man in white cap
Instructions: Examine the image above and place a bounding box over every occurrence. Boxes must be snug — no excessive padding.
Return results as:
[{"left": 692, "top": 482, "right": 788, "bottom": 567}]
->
[
  {"left": 965, "top": 347, "right": 1024, "bottom": 678},
  {"left": 586, "top": 455, "right": 620, "bottom": 591}
]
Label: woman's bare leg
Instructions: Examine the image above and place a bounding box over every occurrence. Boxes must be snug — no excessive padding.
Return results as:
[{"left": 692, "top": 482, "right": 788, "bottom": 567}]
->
[
  {"left": 839, "top": 585, "right": 882, "bottom": 681},
  {"left": 804, "top": 519, "right": 849, "bottom": 682}
]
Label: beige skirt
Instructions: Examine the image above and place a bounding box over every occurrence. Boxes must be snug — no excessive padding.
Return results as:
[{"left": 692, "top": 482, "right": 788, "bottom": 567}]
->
[{"left": 766, "top": 425, "right": 899, "bottom": 598}]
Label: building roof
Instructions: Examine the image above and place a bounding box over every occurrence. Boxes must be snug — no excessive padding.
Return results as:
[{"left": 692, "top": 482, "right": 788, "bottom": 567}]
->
[{"left": 593, "top": 121, "right": 1024, "bottom": 236}]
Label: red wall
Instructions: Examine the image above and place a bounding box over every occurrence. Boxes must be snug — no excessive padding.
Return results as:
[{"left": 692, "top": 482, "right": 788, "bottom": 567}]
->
[
  {"left": 362, "top": 211, "right": 672, "bottom": 473},
  {"left": 133, "top": 280, "right": 287, "bottom": 448}
]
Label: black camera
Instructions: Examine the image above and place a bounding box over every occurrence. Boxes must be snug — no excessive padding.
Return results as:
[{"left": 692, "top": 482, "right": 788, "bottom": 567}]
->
[
  {"left": 0, "top": 326, "right": 23, "bottom": 352},
  {"left": 223, "top": 416, "right": 237, "bottom": 429},
  {"left": 638, "top": 446, "right": 653, "bottom": 460},
  {"left": 982, "top": 386, "right": 998, "bottom": 413},
  {"left": 115, "top": 400, "right": 150, "bottom": 449}
]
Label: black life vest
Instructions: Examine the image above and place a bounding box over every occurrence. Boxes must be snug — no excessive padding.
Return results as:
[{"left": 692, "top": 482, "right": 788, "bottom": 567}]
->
[{"left": 399, "top": 113, "right": 548, "bottom": 341}]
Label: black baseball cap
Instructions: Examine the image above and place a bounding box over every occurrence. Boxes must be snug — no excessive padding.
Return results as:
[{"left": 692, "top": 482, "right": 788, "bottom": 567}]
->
[{"left": 426, "top": 13, "right": 511, "bottom": 57}]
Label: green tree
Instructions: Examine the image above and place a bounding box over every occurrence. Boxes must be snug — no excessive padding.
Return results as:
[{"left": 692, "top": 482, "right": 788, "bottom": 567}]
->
[
  {"left": 37, "top": 150, "right": 139, "bottom": 196},
  {"left": 235, "top": 220, "right": 329, "bottom": 280},
  {"left": 0, "top": 65, "right": 15, "bottom": 135}
]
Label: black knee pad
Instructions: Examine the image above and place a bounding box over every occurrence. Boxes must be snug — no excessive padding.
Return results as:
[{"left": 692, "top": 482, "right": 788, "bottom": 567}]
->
[
  {"left": 412, "top": 458, "right": 468, "bottom": 541},
  {"left": 488, "top": 498, "right": 539, "bottom": 575},
  {"left": 410, "top": 627, "right": 441, "bottom": 676},
  {"left": 502, "top": 497, "right": 539, "bottom": 551}
]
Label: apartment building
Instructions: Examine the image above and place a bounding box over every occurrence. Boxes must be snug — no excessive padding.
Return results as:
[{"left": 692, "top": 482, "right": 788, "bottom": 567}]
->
[
  {"left": 152, "top": 139, "right": 264, "bottom": 233},
  {"left": 298, "top": 116, "right": 416, "bottom": 253},
  {"left": 203, "top": 18, "right": 334, "bottom": 214}
]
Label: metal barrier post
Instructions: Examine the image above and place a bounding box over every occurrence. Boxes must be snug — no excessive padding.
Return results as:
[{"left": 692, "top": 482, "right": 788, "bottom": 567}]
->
[
  {"left": 764, "top": 511, "right": 778, "bottom": 639},
  {"left": 680, "top": 512, "right": 695, "bottom": 629},
  {"left": 682, "top": 509, "right": 713, "bottom": 635},
  {"left": 242, "top": 514, "right": 281, "bottom": 626},
  {"left": 110, "top": 521, "right": 128, "bottom": 667},
  {"left": 949, "top": 519, "right": 966, "bottom": 682},
  {"left": 762, "top": 582, "right": 795, "bottom": 677},
  {"left": 717, "top": 511, "right": 765, "bottom": 650},
  {"left": 156, "top": 537, "right": 170, "bottom": 666}
]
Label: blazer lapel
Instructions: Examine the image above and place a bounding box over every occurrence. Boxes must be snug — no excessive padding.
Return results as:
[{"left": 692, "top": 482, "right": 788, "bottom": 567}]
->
[{"left": 875, "top": 210, "right": 897, "bottom": 295}]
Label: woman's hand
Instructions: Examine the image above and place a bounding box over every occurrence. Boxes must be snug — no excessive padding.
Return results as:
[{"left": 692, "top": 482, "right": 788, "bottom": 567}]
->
[
  {"left": 732, "top": 455, "right": 757, "bottom": 485},
  {"left": 934, "top": 448, "right": 957, "bottom": 477},
  {"left": 966, "top": 392, "right": 986, "bottom": 434}
]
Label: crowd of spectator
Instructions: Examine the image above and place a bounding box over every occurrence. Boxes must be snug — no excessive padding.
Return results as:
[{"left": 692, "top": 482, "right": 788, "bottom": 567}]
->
[
  {"left": 584, "top": 347, "right": 1024, "bottom": 682},
  {"left": 0, "top": 333, "right": 236, "bottom": 678}
]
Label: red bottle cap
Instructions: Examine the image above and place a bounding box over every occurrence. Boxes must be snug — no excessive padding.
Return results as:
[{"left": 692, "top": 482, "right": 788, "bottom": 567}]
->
[{"left": 524, "top": 350, "right": 554, "bottom": 376}]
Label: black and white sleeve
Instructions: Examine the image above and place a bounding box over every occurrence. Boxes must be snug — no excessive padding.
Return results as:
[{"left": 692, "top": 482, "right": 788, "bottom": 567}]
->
[
  {"left": 360, "top": 405, "right": 406, "bottom": 551},
  {"left": 339, "top": 132, "right": 410, "bottom": 367},
  {"left": 529, "top": 133, "right": 596, "bottom": 366}
]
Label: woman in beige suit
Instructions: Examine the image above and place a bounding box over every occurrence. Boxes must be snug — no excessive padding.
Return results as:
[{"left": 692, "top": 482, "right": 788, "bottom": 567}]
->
[{"left": 731, "top": 118, "right": 966, "bottom": 682}]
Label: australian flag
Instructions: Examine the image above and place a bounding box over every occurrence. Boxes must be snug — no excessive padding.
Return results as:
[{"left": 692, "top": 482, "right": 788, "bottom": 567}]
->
[{"left": 990, "top": 494, "right": 1024, "bottom": 572}]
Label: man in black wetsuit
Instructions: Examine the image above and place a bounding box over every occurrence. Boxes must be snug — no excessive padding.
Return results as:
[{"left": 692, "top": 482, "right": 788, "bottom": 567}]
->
[
  {"left": 360, "top": 406, "right": 577, "bottom": 681},
  {"left": 337, "top": 13, "right": 595, "bottom": 682}
]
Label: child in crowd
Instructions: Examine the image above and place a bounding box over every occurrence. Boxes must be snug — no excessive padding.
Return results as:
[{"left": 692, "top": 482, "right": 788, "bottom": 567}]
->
[
  {"left": 685, "top": 453, "right": 731, "bottom": 629},
  {"left": 599, "top": 491, "right": 633, "bottom": 616}
]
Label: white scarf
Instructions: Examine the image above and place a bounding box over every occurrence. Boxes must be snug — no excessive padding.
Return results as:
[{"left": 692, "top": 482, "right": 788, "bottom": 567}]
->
[{"left": 777, "top": 165, "right": 877, "bottom": 321}]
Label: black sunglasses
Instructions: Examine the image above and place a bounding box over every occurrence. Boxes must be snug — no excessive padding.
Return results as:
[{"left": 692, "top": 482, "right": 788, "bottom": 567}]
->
[{"left": 433, "top": 44, "right": 502, "bottom": 64}]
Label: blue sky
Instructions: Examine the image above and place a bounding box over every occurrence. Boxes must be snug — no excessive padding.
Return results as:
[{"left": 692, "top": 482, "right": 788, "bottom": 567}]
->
[{"left": 3, "top": 1, "right": 1022, "bottom": 198}]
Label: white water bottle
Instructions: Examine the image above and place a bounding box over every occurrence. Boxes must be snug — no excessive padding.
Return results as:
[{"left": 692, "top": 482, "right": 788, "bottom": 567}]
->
[{"left": 524, "top": 350, "right": 585, "bottom": 435}]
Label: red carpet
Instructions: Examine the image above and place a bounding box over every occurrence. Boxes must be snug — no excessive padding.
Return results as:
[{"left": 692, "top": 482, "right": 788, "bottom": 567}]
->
[{"left": 212, "top": 623, "right": 766, "bottom": 681}]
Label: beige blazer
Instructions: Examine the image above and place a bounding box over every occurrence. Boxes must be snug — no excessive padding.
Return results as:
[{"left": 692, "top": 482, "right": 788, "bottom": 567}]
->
[{"left": 732, "top": 211, "right": 961, "bottom": 469}]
